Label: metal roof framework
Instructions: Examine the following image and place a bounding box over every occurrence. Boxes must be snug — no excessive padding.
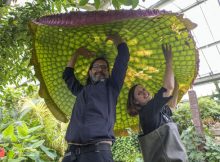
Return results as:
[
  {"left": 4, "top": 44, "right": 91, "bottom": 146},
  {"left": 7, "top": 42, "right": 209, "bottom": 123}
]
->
[{"left": 138, "top": 0, "right": 220, "bottom": 97}]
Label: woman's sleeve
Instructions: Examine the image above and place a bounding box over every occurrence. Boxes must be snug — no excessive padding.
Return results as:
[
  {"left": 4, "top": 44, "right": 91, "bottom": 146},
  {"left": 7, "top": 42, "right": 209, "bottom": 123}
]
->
[{"left": 152, "top": 87, "right": 173, "bottom": 113}]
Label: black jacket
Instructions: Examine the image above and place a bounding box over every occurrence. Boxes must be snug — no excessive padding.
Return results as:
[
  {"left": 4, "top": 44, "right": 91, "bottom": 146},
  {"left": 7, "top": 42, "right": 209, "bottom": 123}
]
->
[{"left": 63, "top": 43, "right": 129, "bottom": 143}]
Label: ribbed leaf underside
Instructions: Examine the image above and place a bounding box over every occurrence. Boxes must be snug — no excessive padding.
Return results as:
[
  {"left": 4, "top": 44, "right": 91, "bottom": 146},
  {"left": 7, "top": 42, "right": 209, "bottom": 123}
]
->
[{"left": 29, "top": 10, "right": 199, "bottom": 136}]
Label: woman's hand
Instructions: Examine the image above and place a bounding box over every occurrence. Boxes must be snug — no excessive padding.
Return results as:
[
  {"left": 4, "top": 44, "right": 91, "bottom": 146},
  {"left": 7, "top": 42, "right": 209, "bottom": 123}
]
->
[
  {"left": 162, "top": 43, "right": 174, "bottom": 97},
  {"left": 162, "top": 43, "right": 172, "bottom": 63}
]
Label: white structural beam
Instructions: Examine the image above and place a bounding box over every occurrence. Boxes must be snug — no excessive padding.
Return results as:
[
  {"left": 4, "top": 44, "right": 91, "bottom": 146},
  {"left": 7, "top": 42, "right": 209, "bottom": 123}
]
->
[
  {"left": 194, "top": 73, "right": 220, "bottom": 85},
  {"left": 148, "top": 0, "right": 175, "bottom": 9}
]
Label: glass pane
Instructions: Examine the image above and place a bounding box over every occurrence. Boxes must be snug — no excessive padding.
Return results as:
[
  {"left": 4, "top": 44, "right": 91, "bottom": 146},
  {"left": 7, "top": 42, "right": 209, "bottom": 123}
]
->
[
  {"left": 162, "top": 3, "right": 181, "bottom": 12},
  {"left": 181, "top": 82, "right": 217, "bottom": 101},
  {"left": 200, "top": 46, "right": 220, "bottom": 74},
  {"left": 156, "top": 0, "right": 198, "bottom": 12},
  {"left": 193, "top": 83, "right": 217, "bottom": 97},
  {"left": 199, "top": 0, "right": 220, "bottom": 41},
  {"left": 197, "top": 50, "right": 212, "bottom": 77},
  {"left": 172, "top": 0, "right": 197, "bottom": 10},
  {"left": 184, "top": 7, "right": 214, "bottom": 47},
  {"left": 182, "top": 0, "right": 220, "bottom": 47}
]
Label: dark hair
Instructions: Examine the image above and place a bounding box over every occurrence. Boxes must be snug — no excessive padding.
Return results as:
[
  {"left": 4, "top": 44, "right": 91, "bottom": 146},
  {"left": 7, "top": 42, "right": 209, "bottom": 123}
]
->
[
  {"left": 86, "top": 57, "right": 110, "bottom": 85},
  {"left": 127, "top": 84, "right": 140, "bottom": 117}
]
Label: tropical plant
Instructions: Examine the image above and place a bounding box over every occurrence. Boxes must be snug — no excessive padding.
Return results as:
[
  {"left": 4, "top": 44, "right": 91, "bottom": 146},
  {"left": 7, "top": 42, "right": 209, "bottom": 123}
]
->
[
  {"left": 173, "top": 97, "right": 220, "bottom": 134},
  {"left": 198, "top": 97, "right": 220, "bottom": 122},
  {"left": 0, "top": 109, "right": 58, "bottom": 161},
  {"left": 0, "top": 87, "right": 59, "bottom": 161},
  {"left": 1, "top": 0, "right": 140, "bottom": 10},
  {"left": 22, "top": 98, "right": 68, "bottom": 156},
  {"left": 112, "top": 128, "right": 142, "bottom": 162},
  {"left": 0, "top": 2, "right": 53, "bottom": 90},
  {"left": 181, "top": 126, "right": 220, "bottom": 162},
  {"left": 172, "top": 102, "right": 193, "bottom": 134}
]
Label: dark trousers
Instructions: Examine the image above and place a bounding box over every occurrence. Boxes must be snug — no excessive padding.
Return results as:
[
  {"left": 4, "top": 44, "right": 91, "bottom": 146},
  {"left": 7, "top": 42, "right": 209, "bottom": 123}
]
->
[{"left": 62, "top": 143, "right": 114, "bottom": 162}]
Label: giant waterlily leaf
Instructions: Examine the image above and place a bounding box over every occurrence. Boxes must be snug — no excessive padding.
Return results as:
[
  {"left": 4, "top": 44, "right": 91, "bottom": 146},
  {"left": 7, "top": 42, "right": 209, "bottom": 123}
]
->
[{"left": 29, "top": 10, "right": 199, "bottom": 135}]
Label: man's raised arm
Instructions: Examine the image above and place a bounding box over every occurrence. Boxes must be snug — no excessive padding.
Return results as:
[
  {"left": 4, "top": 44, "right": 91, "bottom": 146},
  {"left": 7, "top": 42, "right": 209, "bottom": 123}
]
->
[
  {"left": 63, "top": 47, "right": 94, "bottom": 95},
  {"left": 106, "top": 34, "right": 130, "bottom": 91}
]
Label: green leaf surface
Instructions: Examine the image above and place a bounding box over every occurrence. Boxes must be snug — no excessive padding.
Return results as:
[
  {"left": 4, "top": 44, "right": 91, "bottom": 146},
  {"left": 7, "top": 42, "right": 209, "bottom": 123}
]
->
[
  {"left": 112, "top": 0, "right": 120, "bottom": 9},
  {"left": 94, "top": 0, "right": 101, "bottom": 9},
  {"left": 40, "top": 145, "right": 57, "bottom": 160},
  {"left": 2, "top": 124, "right": 17, "bottom": 142},
  {"left": 8, "top": 158, "right": 27, "bottom": 162},
  {"left": 131, "top": 0, "right": 139, "bottom": 8},
  {"left": 79, "top": 0, "right": 89, "bottom": 6},
  {"left": 17, "top": 122, "right": 29, "bottom": 137},
  {"left": 28, "top": 125, "right": 43, "bottom": 134},
  {"left": 30, "top": 140, "right": 45, "bottom": 149}
]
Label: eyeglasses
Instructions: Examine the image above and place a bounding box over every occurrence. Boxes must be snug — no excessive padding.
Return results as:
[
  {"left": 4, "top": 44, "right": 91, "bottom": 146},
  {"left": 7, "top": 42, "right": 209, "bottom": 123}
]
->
[{"left": 92, "top": 64, "right": 108, "bottom": 70}]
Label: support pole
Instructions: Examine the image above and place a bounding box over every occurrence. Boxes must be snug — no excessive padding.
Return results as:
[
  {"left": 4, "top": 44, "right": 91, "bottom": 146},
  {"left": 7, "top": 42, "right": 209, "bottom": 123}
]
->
[{"left": 188, "top": 89, "right": 204, "bottom": 137}]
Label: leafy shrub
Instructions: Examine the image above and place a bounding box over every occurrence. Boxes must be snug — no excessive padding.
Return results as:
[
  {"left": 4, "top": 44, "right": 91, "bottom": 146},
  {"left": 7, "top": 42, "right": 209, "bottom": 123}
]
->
[
  {"left": 172, "top": 102, "right": 193, "bottom": 134},
  {"left": 198, "top": 97, "right": 220, "bottom": 121},
  {"left": 173, "top": 97, "right": 220, "bottom": 133},
  {"left": 181, "top": 126, "right": 220, "bottom": 162},
  {"left": 0, "top": 108, "right": 58, "bottom": 161},
  {"left": 112, "top": 129, "right": 142, "bottom": 162},
  {"left": 0, "top": 87, "right": 59, "bottom": 161}
]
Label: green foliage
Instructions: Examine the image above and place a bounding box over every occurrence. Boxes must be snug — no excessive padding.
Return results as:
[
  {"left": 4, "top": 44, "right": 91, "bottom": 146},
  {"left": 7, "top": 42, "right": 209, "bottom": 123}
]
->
[
  {"left": 79, "top": 0, "right": 89, "bottom": 6},
  {"left": 0, "top": 0, "right": 81, "bottom": 91},
  {"left": 204, "top": 135, "right": 220, "bottom": 161},
  {"left": 118, "top": 0, "right": 139, "bottom": 8},
  {"left": 0, "top": 87, "right": 60, "bottom": 161},
  {"left": 173, "top": 97, "right": 220, "bottom": 133},
  {"left": 0, "top": 2, "right": 51, "bottom": 88},
  {"left": 173, "top": 97, "right": 220, "bottom": 161},
  {"left": 198, "top": 97, "right": 220, "bottom": 121},
  {"left": 112, "top": 129, "right": 143, "bottom": 162},
  {"left": 181, "top": 126, "right": 220, "bottom": 162},
  {"left": 172, "top": 102, "right": 193, "bottom": 134},
  {"left": 181, "top": 126, "right": 205, "bottom": 161},
  {"left": 94, "top": 0, "right": 101, "bottom": 9},
  {"left": 25, "top": 99, "right": 68, "bottom": 156},
  {"left": 112, "top": 0, "right": 120, "bottom": 9},
  {"left": 98, "top": 0, "right": 140, "bottom": 9},
  {"left": 77, "top": 0, "right": 139, "bottom": 9},
  {"left": 0, "top": 108, "right": 58, "bottom": 161}
]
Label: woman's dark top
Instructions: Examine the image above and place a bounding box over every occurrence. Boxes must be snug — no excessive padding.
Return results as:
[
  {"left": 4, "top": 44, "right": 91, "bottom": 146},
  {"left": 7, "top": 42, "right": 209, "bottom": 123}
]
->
[{"left": 139, "top": 87, "right": 172, "bottom": 135}]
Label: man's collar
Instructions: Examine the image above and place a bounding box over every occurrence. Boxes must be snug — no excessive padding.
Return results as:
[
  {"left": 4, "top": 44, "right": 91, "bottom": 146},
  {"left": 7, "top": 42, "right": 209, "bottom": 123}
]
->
[{"left": 90, "top": 79, "right": 106, "bottom": 85}]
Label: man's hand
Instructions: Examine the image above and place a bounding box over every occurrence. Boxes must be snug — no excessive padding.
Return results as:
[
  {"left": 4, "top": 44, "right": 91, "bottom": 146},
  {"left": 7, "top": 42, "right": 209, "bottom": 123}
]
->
[
  {"left": 67, "top": 47, "right": 94, "bottom": 68},
  {"left": 75, "top": 47, "right": 95, "bottom": 58},
  {"left": 106, "top": 33, "right": 124, "bottom": 46}
]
